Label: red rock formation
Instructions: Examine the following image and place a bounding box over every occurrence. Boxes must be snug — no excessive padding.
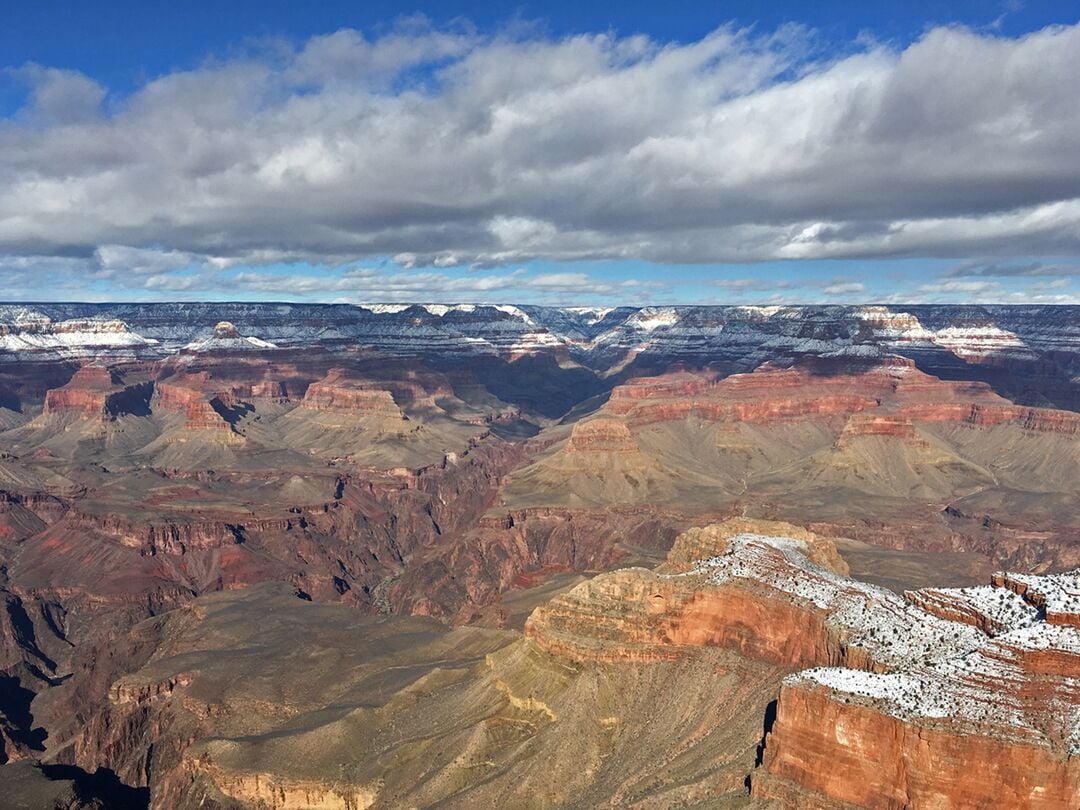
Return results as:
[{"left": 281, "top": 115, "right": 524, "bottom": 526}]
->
[
  {"left": 392, "top": 504, "right": 691, "bottom": 622},
  {"left": 600, "top": 360, "right": 1080, "bottom": 434},
  {"left": 43, "top": 366, "right": 114, "bottom": 419},
  {"left": 153, "top": 373, "right": 236, "bottom": 433},
  {"left": 301, "top": 369, "right": 405, "bottom": 418},
  {"left": 992, "top": 571, "right": 1080, "bottom": 628},
  {"left": 609, "top": 372, "right": 717, "bottom": 402},
  {"left": 565, "top": 419, "right": 638, "bottom": 453},
  {"left": 756, "top": 681, "right": 1080, "bottom": 809},
  {"left": 899, "top": 402, "right": 1080, "bottom": 434},
  {"left": 663, "top": 519, "right": 850, "bottom": 574},
  {"left": 838, "top": 414, "right": 923, "bottom": 445},
  {"left": 524, "top": 521, "right": 1080, "bottom": 808},
  {"left": 525, "top": 521, "right": 870, "bottom": 667}
]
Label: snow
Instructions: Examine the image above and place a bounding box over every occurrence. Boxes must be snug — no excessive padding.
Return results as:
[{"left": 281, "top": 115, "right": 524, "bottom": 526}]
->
[
  {"left": 627, "top": 308, "right": 681, "bottom": 331},
  {"left": 183, "top": 335, "right": 277, "bottom": 352},
  {"left": 0, "top": 318, "right": 157, "bottom": 359},
  {"left": 492, "top": 305, "right": 535, "bottom": 325},
  {"left": 1, "top": 304, "right": 1075, "bottom": 366},
  {"left": 995, "top": 571, "right": 1080, "bottom": 622},
  {"left": 689, "top": 533, "right": 987, "bottom": 669},
  {"left": 685, "top": 535, "right": 1080, "bottom": 752},
  {"left": 561, "top": 307, "right": 615, "bottom": 324},
  {"left": 733, "top": 306, "right": 783, "bottom": 318},
  {"left": 910, "top": 586, "right": 1040, "bottom": 636}
]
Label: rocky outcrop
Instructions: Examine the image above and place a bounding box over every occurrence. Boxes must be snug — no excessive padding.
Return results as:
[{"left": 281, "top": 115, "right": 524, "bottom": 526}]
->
[
  {"left": 750, "top": 570, "right": 1080, "bottom": 807},
  {"left": 663, "top": 519, "right": 850, "bottom": 575},
  {"left": 153, "top": 374, "right": 240, "bottom": 436},
  {"left": 838, "top": 414, "right": 923, "bottom": 445},
  {"left": 899, "top": 402, "right": 1080, "bottom": 434},
  {"left": 523, "top": 521, "right": 1080, "bottom": 808},
  {"left": 179, "top": 758, "right": 377, "bottom": 810},
  {"left": 301, "top": 370, "right": 405, "bottom": 419},
  {"left": 525, "top": 522, "right": 892, "bottom": 668},
  {"left": 602, "top": 359, "right": 1080, "bottom": 434},
  {"left": 183, "top": 322, "right": 277, "bottom": 354},
  {"left": 392, "top": 504, "right": 689, "bottom": 622},
  {"left": 42, "top": 366, "right": 152, "bottom": 421},
  {"left": 42, "top": 367, "right": 115, "bottom": 419},
  {"left": 565, "top": 419, "right": 638, "bottom": 453},
  {"left": 756, "top": 680, "right": 1080, "bottom": 809},
  {"left": 992, "top": 571, "right": 1080, "bottom": 628}
]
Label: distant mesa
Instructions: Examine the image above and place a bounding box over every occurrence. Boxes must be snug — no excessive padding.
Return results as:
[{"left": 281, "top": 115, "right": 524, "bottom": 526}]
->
[{"left": 183, "top": 322, "right": 277, "bottom": 353}]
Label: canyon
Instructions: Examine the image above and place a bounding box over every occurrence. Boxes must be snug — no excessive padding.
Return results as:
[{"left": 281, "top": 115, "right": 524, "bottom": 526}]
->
[{"left": 0, "top": 304, "right": 1076, "bottom": 808}]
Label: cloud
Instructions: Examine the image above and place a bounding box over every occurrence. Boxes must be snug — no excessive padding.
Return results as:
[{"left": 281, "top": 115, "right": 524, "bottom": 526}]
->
[
  {"left": 707, "top": 275, "right": 866, "bottom": 299},
  {"left": 0, "top": 18, "right": 1079, "bottom": 291},
  {"left": 710, "top": 277, "right": 796, "bottom": 290},
  {"left": 822, "top": 281, "right": 865, "bottom": 295},
  {"left": 944, "top": 260, "right": 1079, "bottom": 278},
  {"left": 215, "top": 264, "right": 652, "bottom": 302},
  {"left": 6, "top": 65, "right": 106, "bottom": 125},
  {"left": 94, "top": 245, "right": 217, "bottom": 275},
  {"left": 920, "top": 280, "right": 1002, "bottom": 295}
]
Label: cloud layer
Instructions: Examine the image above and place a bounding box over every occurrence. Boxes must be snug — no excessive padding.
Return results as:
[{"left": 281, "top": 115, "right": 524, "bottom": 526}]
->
[{"left": 1, "top": 18, "right": 1079, "bottom": 299}]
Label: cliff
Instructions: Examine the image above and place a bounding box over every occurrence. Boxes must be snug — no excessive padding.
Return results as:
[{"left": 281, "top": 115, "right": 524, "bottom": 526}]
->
[
  {"left": 521, "top": 520, "right": 1080, "bottom": 807},
  {"left": 300, "top": 369, "right": 405, "bottom": 419}
]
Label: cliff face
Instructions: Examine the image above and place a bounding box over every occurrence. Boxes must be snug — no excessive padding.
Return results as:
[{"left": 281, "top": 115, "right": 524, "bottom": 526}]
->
[
  {"left": 153, "top": 375, "right": 239, "bottom": 435},
  {"left": 521, "top": 521, "right": 1080, "bottom": 808},
  {"left": 757, "top": 683, "right": 1080, "bottom": 809},
  {"left": 604, "top": 359, "right": 1080, "bottom": 433},
  {"left": 42, "top": 366, "right": 153, "bottom": 421},
  {"left": 564, "top": 418, "right": 638, "bottom": 453},
  {"left": 525, "top": 523, "right": 958, "bottom": 673},
  {"left": 390, "top": 504, "right": 689, "bottom": 622},
  {"left": 751, "top": 575, "right": 1080, "bottom": 807},
  {"left": 301, "top": 369, "right": 406, "bottom": 419},
  {"left": 42, "top": 367, "right": 115, "bottom": 419}
]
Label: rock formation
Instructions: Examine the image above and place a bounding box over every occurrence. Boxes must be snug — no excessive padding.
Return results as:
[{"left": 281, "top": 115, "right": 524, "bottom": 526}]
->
[
  {"left": 300, "top": 369, "right": 405, "bottom": 419},
  {"left": 523, "top": 520, "right": 1080, "bottom": 808}
]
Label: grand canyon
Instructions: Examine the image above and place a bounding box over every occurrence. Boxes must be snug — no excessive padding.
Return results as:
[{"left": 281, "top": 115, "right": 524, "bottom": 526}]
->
[{"left": 0, "top": 302, "right": 1076, "bottom": 808}]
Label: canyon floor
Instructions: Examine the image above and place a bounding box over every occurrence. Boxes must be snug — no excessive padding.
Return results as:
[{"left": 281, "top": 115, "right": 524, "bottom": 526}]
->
[{"left": 0, "top": 305, "right": 1077, "bottom": 808}]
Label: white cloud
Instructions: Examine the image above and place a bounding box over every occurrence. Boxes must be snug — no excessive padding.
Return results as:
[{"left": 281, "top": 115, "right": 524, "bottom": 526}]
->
[
  {"left": 0, "top": 19, "right": 1079, "bottom": 287},
  {"left": 822, "top": 281, "right": 865, "bottom": 295}
]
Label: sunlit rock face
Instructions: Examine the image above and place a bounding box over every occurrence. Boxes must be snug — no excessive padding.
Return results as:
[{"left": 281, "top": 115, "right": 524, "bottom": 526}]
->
[{"left": 525, "top": 522, "right": 1080, "bottom": 808}]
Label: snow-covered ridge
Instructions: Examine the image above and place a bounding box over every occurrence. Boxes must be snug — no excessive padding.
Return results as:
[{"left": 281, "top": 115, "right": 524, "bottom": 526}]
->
[
  {"left": 183, "top": 321, "right": 277, "bottom": 353},
  {"left": 690, "top": 533, "right": 987, "bottom": 668},
  {"left": 689, "top": 531, "right": 1080, "bottom": 753},
  {"left": 0, "top": 317, "right": 158, "bottom": 360},
  {"left": 0, "top": 304, "right": 1076, "bottom": 368}
]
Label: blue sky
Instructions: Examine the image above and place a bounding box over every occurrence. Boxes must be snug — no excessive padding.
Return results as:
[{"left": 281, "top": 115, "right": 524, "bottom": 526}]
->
[{"left": 1, "top": 1, "right": 1078, "bottom": 304}]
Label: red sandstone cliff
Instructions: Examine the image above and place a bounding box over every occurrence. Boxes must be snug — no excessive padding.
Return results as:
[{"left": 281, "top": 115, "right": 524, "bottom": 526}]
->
[{"left": 523, "top": 521, "right": 1080, "bottom": 808}]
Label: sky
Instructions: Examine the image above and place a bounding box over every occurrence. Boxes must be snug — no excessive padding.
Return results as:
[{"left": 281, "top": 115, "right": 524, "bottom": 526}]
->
[{"left": 1, "top": 1, "right": 1079, "bottom": 305}]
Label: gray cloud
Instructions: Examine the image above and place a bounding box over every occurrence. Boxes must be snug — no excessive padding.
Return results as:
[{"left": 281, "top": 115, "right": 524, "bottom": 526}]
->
[{"left": 1, "top": 19, "right": 1080, "bottom": 281}]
